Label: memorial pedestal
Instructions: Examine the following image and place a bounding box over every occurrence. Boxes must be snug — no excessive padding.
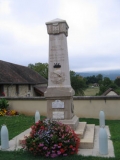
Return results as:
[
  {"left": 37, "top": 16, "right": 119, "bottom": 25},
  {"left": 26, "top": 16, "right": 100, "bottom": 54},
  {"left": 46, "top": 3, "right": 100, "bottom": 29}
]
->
[{"left": 45, "top": 87, "right": 79, "bottom": 130}]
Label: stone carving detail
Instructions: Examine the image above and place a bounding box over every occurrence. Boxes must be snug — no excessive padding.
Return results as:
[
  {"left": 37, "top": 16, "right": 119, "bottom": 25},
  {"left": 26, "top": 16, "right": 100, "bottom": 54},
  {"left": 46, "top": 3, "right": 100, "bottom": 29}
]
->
[
  {"left": 50, "top": 69, "right": 65, "bottom": 84},
  {"left": 53, "top": 24, "right": 59, "bottom": 34},
  {"left": 46, "top": 22, "right": 68, "bottom": 36}
]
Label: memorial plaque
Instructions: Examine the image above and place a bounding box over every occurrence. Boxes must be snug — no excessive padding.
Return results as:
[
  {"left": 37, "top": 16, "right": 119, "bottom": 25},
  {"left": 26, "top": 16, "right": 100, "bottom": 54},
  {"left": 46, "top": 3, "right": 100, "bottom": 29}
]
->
[
  {"left": 53, "top": 111, "right": 64, "bottom": 119},
  {"left": 52, "top": 100, "right": 64, "bottom": 108}
]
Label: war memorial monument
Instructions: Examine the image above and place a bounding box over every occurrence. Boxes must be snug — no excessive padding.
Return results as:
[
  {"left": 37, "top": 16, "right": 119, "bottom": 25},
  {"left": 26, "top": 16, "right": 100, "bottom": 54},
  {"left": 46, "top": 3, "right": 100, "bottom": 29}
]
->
[{"left": 44, "top": 18, "right": 95, "bottom": 149}]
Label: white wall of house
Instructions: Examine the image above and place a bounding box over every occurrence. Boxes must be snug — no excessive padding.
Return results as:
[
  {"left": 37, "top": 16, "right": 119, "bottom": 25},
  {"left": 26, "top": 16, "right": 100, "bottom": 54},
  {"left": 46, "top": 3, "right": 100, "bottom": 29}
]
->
[{"left": 4, "top": 84, "right": 34, "bottom": 97}]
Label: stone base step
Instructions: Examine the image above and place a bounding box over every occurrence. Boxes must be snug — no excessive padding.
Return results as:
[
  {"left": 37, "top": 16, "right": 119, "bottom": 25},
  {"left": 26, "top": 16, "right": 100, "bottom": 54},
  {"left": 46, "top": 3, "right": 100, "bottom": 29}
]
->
[
  {"left": 59, "top": 115, "right": 79, "bottom": 130},
  {"left": 80, "top": 124, "right": 95, "bottom": 149},
  {"left": 75, "top": 122, "right": 87, "bottom": 138}
]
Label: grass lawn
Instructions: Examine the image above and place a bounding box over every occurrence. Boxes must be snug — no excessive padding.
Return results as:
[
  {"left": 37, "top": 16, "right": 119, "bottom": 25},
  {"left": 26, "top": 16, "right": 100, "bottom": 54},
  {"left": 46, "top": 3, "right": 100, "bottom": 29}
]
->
[
  {"left": 0, "top": 115, "right": 120, "bottom": 160},
  {"left": 84, "top": 87, "right": 99, "bottom": 96}
]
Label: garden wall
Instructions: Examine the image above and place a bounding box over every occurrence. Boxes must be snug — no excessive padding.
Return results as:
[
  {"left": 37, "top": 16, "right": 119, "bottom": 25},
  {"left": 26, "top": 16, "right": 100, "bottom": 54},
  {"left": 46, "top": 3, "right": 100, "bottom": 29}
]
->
[{"left": 2, "top": 96, "right": 120, "bottom": 120}]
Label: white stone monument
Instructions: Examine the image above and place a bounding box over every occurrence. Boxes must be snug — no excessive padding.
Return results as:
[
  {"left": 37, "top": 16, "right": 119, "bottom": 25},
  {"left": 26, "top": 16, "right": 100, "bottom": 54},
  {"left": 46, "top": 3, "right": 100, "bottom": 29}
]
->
[{"left": 45, "top": 18, "right": 79, "bottom": 130}]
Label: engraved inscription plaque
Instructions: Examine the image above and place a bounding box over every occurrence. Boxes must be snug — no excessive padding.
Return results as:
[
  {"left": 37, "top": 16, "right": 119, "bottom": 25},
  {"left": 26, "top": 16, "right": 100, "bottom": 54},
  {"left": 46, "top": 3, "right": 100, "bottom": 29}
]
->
[
  {"left": 53, "top": 111, "right": 64, "bottom": 119},
  {"left": 52, "top": 100, "right": 64, "bottom": 108}
]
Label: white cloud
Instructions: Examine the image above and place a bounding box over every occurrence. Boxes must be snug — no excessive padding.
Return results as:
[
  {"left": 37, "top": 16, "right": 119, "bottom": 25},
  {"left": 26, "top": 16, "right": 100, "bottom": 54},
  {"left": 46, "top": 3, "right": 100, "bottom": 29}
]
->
[
  {"left": 0, "top": 20, "right": 47, "bottom": 46},
  {"left": 0, "top": 0, "right": 11, "bottom": 14},
  {"left": 59, "top": 0, "right": 98, "bottom": 41},
  {"left": 0, "top": 0, "right": 120, "bottom": 71}
]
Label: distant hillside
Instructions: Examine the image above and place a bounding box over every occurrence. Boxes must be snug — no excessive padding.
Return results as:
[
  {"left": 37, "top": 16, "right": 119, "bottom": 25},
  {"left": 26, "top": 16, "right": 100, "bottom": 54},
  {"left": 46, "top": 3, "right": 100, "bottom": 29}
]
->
[{"left": 77, "top": 69, "right": 120, "bottom": 80}]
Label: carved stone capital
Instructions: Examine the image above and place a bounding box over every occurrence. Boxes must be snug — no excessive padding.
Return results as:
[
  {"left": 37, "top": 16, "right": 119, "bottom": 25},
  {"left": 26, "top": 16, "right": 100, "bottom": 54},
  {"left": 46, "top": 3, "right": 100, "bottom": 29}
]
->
[{"left": 46, "top": 18, "right": 69, "bottom": 36}]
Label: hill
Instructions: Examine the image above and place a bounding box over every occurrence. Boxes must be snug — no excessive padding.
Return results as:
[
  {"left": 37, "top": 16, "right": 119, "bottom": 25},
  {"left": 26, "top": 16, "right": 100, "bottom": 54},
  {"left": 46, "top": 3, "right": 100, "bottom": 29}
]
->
[{"left": 77, "top": 69, "right": 120, "bottom": 80}]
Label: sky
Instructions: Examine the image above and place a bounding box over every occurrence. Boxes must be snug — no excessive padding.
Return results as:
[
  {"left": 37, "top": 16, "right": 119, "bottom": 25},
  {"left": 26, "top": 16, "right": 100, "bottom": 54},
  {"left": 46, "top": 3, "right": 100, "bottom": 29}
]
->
[{"left": 0, "top": 0, "right": 120, "bottom": 72}]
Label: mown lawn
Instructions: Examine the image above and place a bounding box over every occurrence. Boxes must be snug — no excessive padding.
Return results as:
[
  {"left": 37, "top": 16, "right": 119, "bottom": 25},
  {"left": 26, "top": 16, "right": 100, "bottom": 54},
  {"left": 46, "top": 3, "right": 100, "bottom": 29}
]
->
[
  {"left": 84, "top": 87, "right": 99, "bottom": 96},
  {"left": 0, "top": 115, "right": 120, "bottom": 160}
]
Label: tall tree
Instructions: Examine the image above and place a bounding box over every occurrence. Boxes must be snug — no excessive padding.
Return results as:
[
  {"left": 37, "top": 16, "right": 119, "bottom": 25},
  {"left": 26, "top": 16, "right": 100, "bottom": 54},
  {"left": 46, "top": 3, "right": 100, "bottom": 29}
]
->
[
  {"left": 96, "top": 74, "right": 103, "bottom": 83},
  {"left": 28, "top": 63, "right": 48, "bottom": 79},
  {"left": 70, "top": 71, "right": 86, "bottom": 96},
  {"left": 97, "top": 77, "right": 113, "bottom": 95},
  {"left": 114, "top": 78, "right": 120, "bottom": 87}
]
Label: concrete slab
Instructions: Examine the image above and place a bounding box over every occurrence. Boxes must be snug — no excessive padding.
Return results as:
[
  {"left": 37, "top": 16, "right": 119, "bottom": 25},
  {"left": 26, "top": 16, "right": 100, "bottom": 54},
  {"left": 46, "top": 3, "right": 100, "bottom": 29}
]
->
[
  {"left": 80, "top": 124, "right": 95, "bottom": 149},
  {"left": 75, "top": 122, "right": 87, "bottom": 138},
  {"left": 78, "top": 126, "right": 115, "bottom": 157}
]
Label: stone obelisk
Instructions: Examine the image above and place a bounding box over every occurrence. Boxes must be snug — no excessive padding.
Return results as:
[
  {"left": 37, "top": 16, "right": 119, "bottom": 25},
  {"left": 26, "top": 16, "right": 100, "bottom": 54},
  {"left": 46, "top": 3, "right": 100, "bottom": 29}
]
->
[{"left": 45, "top": 18, "right": 79, "bottom": 130}]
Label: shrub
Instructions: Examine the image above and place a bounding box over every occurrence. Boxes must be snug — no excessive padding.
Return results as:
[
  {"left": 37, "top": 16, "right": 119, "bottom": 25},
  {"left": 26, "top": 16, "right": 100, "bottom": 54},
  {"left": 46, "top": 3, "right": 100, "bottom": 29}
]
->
[
  {"left": 22, "top": 119, "right": 80, "bottom": 158},
  {"left": 0, "top": 99, "right": 9, "bottom": 109}
]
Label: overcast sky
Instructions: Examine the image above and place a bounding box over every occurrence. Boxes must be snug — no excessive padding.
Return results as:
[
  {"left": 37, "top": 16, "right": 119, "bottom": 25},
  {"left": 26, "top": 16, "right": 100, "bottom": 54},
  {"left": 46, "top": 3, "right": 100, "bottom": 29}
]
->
[{"left": 0, "top": 0, "right": 120, "bottom": 72}]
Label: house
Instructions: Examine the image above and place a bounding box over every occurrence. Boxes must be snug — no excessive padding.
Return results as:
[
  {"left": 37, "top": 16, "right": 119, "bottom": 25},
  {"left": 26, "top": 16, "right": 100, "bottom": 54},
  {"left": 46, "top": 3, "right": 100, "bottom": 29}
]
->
[
  {"left": 102, "top": 88, "right": 118, "bottom": 96},
  {"left": 93, "top": 83, "right": 99, "bottom": 87},
  {"left": 0, "top": 60, "right": 47, "bottom": 97}
]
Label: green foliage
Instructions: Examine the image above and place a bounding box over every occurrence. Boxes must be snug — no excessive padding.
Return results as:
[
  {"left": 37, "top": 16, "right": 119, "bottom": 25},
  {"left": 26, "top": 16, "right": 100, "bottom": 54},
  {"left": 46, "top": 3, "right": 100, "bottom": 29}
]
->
[
  {"left": 0, "top": 98, "right": 9, "bottom": 109},
  {"left": 85, "top": 74, "right": 103, "bottom": 85},
  {"left": 28, "top": 63, "right": 48, "bottom": 79},
  {"left": 70, "top": 71, "right": 87, "bottom": 95},
  {"left": 114, "top": 78, "right": 120, "bottom": 87},
  {"left": 102, "top": 77, "right": 112, "bottom": 87},
  {"left": 97, "top": 77, "right": 114, "bottom": 95},
  {"left": 114, "top": 87, "right": 120, "bottom": 95},
  {"left": 0, "top": 150, "right": 116, "bottom": 160},
  {"left": 96, "top": 74, "right": 103, "bottom": 82}
]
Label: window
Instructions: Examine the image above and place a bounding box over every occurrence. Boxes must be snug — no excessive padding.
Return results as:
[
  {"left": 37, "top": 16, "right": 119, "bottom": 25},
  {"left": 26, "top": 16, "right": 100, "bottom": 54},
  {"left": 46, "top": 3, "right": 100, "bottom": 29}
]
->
[
  {"left": 0, "top": 85, "right": 4, "bottom": 96},
  {"left": 16, "top": 85, "right": 19, "bottom": 95},
  {"left": 28, "top": 84, "right": 31, "bottom": 91}
]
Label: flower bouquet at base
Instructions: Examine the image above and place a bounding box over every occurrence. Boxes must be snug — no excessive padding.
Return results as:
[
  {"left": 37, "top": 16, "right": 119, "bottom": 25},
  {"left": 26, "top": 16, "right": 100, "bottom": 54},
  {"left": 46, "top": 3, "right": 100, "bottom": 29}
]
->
[{"left": 22, "top": 119, "right": 80, "bottom": 158}]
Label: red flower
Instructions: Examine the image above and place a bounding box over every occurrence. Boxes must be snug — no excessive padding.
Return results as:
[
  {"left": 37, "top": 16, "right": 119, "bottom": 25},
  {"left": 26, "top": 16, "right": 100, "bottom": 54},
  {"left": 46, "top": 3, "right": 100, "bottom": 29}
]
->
[
  {"left": 58, "top": 143, "right": 62, "bottom": 146},
  {"left": 60, "top": 148, "right": 65, "bottom": 154},
  {"left": 40, "top": 126, "right": 45, "bottom": 129},
  {"left": 69, "top": 145, "right": 73, "bottom": 148},
  {"left": 31, "top": 125, "right": 35, "bottom": 129}
]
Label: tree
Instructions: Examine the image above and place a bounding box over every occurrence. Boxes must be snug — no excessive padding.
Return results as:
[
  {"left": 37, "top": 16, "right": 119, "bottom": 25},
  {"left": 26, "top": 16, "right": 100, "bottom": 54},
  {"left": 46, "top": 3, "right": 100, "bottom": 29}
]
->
[
  {"left": 97, "top": 77, "right": 113, "bottom": 95},
  {"left": 114, "top": 78, "right": 120, "bottom": 87},
  {"left": 28, "top": 63, "right": 48, "bottom": 79},
  {"left": 85, "top": 75, "right": 97, "bottom": 84},
  {"left": 70, "top": 71, "right": 87, "bottom": 96},
  {"left": 96, "top": 74, "right": 103, "bottom": 83},
  {"left": 102, "top": 77, "right": 112, "bottom": 87}
]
